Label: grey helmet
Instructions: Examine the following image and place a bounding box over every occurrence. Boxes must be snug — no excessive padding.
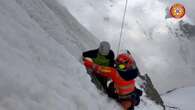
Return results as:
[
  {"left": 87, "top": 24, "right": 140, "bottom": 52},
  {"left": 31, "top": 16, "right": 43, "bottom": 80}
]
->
[{"left": 98, "top": 41, "right": 111, "bottom": 55}]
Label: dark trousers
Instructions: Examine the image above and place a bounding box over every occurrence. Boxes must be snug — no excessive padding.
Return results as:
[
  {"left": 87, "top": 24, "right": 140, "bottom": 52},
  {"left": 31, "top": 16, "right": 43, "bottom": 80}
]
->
[{"left": 91, "top": 74, "right": 108, "bottom": 92}]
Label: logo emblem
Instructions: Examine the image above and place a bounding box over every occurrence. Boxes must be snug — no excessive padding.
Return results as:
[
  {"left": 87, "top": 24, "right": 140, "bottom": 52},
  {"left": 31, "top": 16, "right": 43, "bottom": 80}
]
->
[{"left": 170, "top": 3, "right": 186, "bottom": 19}]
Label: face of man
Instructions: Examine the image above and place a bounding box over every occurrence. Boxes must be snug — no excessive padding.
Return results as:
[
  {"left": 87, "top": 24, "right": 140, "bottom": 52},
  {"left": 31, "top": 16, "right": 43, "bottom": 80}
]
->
[{"left": 98, "top": 41, "right": 111, "bottom": 56}]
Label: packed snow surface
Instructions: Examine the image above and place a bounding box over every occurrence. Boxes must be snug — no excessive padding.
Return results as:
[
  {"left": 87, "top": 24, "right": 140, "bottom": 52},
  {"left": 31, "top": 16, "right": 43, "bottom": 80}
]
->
[{"left": 163, "top": 86, "right": 195, "bottom": 110}]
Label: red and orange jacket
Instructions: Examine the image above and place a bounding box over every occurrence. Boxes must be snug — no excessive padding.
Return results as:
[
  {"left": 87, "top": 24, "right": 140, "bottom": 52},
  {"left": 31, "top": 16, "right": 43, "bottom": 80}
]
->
[{"left": 84, "top": 59, "right": 138, "bottom": 95}]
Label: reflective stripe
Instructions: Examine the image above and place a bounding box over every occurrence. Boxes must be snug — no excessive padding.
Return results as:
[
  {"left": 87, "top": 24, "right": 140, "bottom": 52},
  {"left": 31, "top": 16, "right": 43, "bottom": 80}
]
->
[
  {"left": 118, "top": 84, "right": 134, "bottom": 90},
  {"left": 99, "top": 67, "right": 112, "bottom": 73},
  {"left": 116, "top": 83, "right": 135, "bottom": 95},
  {"left": 118, "top": 93, "right": 133, "bottom": 100}
]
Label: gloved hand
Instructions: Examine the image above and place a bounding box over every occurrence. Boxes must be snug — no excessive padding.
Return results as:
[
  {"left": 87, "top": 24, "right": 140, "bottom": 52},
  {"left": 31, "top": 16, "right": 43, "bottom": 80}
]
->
[
  {"left": 137, "top": 77, "right": 147, "bottom": 91},
  {"left": 83, "top": 58, "right": 94, "bottom": 69},
  {"left": 131, "top": 88, "right": 142, "bottom": 106},
  {"left": 86, "top": 68, "right": 94, "bottom": 74},
  {"left": 83, "top": 57, "right": 102, "bottom": 74}
]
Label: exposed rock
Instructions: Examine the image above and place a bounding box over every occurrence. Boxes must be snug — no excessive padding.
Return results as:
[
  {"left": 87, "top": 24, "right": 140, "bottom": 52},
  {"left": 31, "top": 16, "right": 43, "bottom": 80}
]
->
[
  {"left": 139, "top": 74, "right": 166, "bottom": 110},
  {"left": 179, "top": 21, "right": 195, "bottom": 39}
]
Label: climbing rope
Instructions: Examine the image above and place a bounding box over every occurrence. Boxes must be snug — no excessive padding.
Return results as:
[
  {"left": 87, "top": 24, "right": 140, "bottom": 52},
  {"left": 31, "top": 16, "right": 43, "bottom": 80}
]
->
[{"left": 117, "top": 0, "right": 129, "bottom": 55}]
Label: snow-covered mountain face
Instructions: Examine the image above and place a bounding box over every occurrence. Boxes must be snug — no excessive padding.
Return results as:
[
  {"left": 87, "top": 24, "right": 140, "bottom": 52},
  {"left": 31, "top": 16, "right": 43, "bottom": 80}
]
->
[
  {"left": 0, "top": 0, "right": 117, "bottom": 109},
  {"left": 59, "top": 0, "right": 195, "bottom": 93}
]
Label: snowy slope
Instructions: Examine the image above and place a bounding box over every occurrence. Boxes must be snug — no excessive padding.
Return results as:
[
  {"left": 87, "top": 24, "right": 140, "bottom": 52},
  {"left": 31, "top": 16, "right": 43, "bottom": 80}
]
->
[
  {"left": 59, "top": 0, "right": 195, "bottom": 94},
  {"left": 0, "top": 0, "right": 116, "bottom": 110},
  {"left": 0, "top": 0, "right": 163, "bottom": 110},
  {"left": 163, "top": 86, "right": 195, "bottom": 110}
]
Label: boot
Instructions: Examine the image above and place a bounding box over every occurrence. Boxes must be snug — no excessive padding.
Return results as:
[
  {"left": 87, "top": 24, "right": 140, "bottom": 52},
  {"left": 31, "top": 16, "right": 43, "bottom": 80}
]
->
[{"left": 127, "top": 106, "right": 134, "bottom": 110}]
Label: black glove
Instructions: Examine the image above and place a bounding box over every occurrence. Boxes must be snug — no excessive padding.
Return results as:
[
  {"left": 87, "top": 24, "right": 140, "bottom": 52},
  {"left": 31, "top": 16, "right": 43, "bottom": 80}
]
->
[
  {"left": 135, "top": 88, "right": 143, "bottom": 96},
  {"left": 131, "top": 88, "right": 142, "bottom": 106}
]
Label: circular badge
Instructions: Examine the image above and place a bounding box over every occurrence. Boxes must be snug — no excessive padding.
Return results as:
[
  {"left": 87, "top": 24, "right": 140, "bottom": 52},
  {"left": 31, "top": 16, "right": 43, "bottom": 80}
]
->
[{"left": 170, "top": 3, "right": 186, "bottom": 19}]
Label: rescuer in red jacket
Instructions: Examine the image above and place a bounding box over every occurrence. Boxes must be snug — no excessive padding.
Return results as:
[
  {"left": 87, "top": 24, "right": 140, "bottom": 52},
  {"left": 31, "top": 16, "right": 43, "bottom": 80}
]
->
[{"left": 84, "top": 51, "right": 142, "bottom": 110}]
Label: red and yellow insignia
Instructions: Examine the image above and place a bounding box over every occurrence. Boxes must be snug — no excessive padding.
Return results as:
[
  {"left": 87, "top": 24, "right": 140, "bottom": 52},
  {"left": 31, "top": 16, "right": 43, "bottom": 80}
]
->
[{"left": 170, "top": 3, "right": 186, "bottom": 19}]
